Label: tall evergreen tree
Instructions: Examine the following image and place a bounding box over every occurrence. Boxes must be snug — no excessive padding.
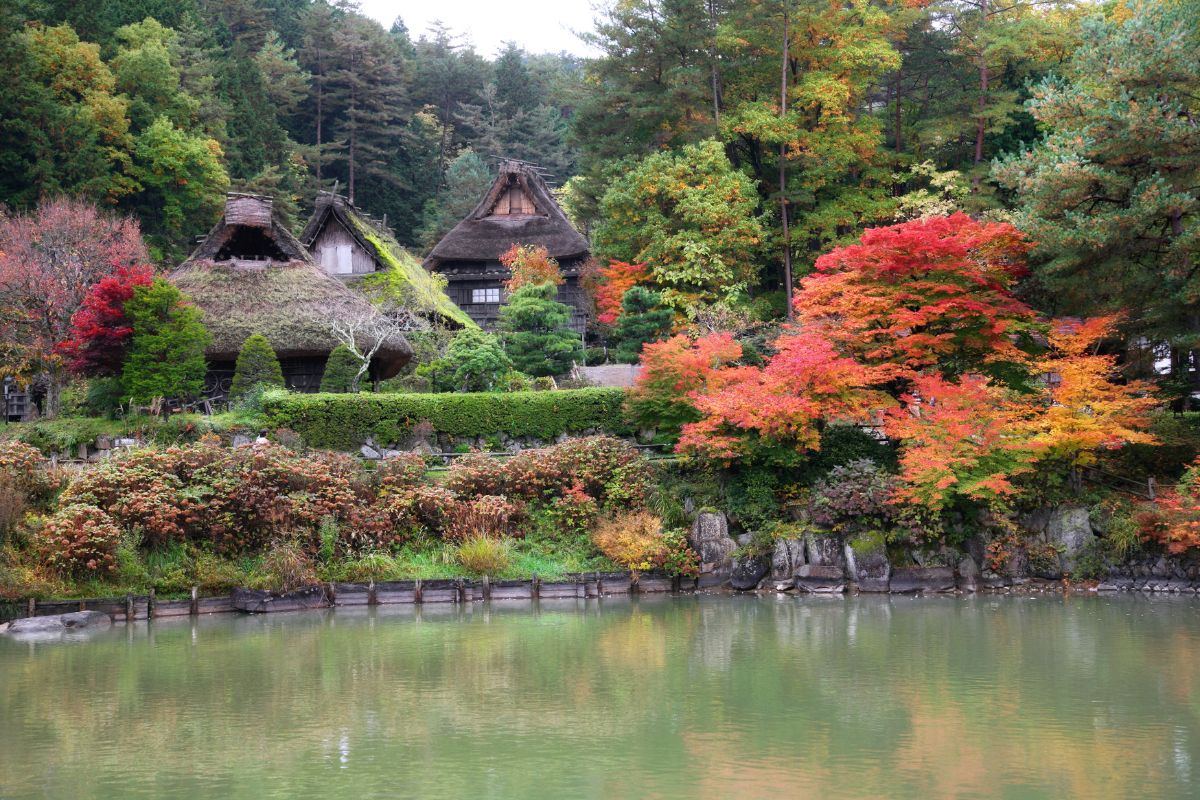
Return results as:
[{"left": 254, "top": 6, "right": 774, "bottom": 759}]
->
[
  {"left": 121, "top": 278, "right": 210, "bottom": 412},
  {"left": 498, "top": 282, "right": 583, "bottom": 377},
  {"left": 613, "top": 287, "right": 674, "bottom": 364},
  {"left": 230, "top": 333, "right": 285, "bottom": 400}
]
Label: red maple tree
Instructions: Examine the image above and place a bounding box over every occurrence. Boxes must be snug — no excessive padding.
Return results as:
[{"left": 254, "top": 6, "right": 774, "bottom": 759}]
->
[
  {"left": 57, "top": 263, "right": 155, "bottom": 376},
  {"left": 795, "top": 212, "right": 1037, "bottom": 383}
]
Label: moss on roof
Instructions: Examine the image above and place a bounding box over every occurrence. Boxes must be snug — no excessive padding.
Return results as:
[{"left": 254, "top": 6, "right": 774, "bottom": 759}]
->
[
  {"left": 353, "top": 220, "right": 476, "bottom": 329},
  {"left": 300, "top": 193, "right": 475, "bottom": 329}
]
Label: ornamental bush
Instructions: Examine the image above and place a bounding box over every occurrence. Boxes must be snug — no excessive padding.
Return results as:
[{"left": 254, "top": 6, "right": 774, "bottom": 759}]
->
[
  {"left": 320, "top": 344, "right": 361, "bottom": 393},
  {"left": 0, "top": 441, "right": 59, "bottom": 507},
  {"left": 261, "top": 387, "right": 630, "bottom": 449},
  {"left": 37, "top": 504, "right": 121, "bottom": 577},
  {"left": 445, "top": 436, "right": 652, "bottom": 507},
  {"left": 591, "top": 511, "right": 667, "bottom": 577},
  {"left": 229, "top": 333, "right": 284, "bottom": 400}
]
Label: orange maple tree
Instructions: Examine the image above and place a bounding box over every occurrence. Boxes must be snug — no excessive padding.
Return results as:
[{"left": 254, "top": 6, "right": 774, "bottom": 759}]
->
[
  {"left": 677, "top": 329, "right": 888, "bottom": 460},
  {"left": 1021, "top": 315, "right": 1158, "bottom": 468},
  {"left": 501, "top": 243, "right": 563, "bottom": 292},
  {"left": 593, "top": 260, "right": 650, "bottom": 326},
  {"left": 883, "top": 373, "right": 1033, "bottom": 512},
  {"left": 626, "top": 333, "right": 742, "bottom": 431}
]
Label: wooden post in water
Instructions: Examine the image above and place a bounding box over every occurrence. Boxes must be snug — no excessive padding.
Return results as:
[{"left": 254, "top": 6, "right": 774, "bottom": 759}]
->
[
  {"left": 367, "top": 580, "right": 377, "bottom": 606},
  {"left": 147, "top": 588, "right": 156, "bottom": 619},
  {"left": 482, "top": 575, "right": 491, "bottom": 601},
  {"left": 125, "top": 593, "right": 134, "bottom": 622},
  {"left": 190, "top": 586, "right": 199, "bottom": 616},
  {"left": 78, "top": 598, "right": 85, "bottom": 611},
  {"left": 414, "top": 578, "right": 423, "bottom": 604},
  {"left": 25, "top": 597, "right": 35, "bottom": 617},
  {"left": 455, "top": 578, "right": 465, "bottom": 604},
  {"left": 326, "top": 582, "right": 336, "bottom": 606},
  {"left": 532, "top": 574, "right": 540, "bottom": 600}
]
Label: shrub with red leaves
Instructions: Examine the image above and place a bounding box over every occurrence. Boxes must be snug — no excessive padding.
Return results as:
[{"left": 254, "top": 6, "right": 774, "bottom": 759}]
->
[{"left": 37, "top": 504, "right": 120, "bottom": 577}]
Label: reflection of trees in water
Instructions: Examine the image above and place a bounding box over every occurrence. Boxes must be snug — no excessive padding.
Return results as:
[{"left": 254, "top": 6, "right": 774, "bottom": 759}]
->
[{"left": 1, "top": 597, "right": 1198, "bottom": 798}]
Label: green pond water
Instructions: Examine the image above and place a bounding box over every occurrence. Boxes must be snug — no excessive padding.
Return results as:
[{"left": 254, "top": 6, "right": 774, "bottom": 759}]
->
[{"left": 2, "top": 594, "right": 1199, "bottom": 799}]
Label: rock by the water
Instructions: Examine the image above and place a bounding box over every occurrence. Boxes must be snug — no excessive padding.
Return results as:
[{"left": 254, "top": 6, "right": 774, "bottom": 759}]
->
[
  {"left": 890, "top": 566, "right": 955, "bottom": 593},
  {"left": 805, "top": 534, "right": 845, "bottom": 568},
  {"left": 771, "top": 539, "right": 805, "bottom": 579},
  {"left": 730, "top": 553, "right": 770, "bottom": 590},
  {"left": 794, "top": 565, "right": 845, "bottom": 593},
  {"left": 845, "top": 542, "right": 890, "bottom": 592},
  {"left": 5, "top": 610, "right": 112, "bottom": 634},
  {"left": 1045, "top": 506, "right": 1093, "bottom": 573},
  {"left": 360, "top": 445, "right": 381, "bottom": 460},
  {"left": 957, "top": 555, "right": 980, "bottom": 592},
  {"left": 688, "top": 512, "right": 736, "bottom": 576}
]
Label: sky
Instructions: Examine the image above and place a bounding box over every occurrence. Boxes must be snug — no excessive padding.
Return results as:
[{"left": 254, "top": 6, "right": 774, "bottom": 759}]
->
[{"left": 359, "top": 0, "right": 604, "bottom": 57}]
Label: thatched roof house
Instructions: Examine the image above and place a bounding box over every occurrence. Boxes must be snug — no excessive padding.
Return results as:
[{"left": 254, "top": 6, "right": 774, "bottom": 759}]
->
[
  {"left": 300, "top": 192, "right": 473, "bottom": 328},
  {"left": 424, "top": 159, "right": 590, "bottom": 332},
  {"left": 171, "top": 193, "right": 412, "bottom": 394}
]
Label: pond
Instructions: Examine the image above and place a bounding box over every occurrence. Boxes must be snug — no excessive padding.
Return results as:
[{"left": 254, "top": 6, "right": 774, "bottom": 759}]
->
[{"left": 2, "top": 594, "right": 1199, "bottom": 799}]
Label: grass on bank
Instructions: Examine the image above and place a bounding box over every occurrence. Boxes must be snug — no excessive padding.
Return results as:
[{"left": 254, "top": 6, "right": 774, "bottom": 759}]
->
[{"left": 0, "top": 529, "right": 619, "bottom": 601}]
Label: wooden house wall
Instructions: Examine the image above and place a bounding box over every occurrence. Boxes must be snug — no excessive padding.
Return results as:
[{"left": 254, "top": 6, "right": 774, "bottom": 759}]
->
[
  {"left": 310, "top": 221, "right": 378, "bottom": 277},
  {"left": 436, "top": 257, "right": 588, "bottom": 334}
]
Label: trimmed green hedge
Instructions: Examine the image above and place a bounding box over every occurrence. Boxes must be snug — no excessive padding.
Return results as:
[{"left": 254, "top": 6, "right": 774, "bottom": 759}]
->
[{"left": 261, "top": 388, "right": 632, "bottom": 450}]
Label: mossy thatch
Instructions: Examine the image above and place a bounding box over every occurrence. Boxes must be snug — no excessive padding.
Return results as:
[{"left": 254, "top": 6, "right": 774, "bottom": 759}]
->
[
  {"left": 300, "top": 193, "right": 475, "bottom": 329},
  {"left": 172, "top": 194, "right": 412, "bottom": 378}
]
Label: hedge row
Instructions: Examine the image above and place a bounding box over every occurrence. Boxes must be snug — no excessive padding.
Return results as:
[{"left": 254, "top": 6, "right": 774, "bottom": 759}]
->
[{"left": 261, "top": 388, "right": 632, "bottom": 450}]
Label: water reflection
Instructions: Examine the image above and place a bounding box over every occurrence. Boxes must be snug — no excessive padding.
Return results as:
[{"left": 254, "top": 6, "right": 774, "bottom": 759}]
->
[{"left": 2, "top": 595, "right": 1199, "bottom": 799}]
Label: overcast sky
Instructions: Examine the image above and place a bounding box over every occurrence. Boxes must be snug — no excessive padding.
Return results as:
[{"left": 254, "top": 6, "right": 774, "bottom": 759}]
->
[{"left": 359, "top": 0, "right": 604, "bottom": 57}]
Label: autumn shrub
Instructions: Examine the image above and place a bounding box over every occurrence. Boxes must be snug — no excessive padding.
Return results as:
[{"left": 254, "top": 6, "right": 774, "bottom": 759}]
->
[
  {"left": 1135, "top": 457, "right": 1200, "bottom": 554},
  {"left": 376, "top": 452, "right": 429, "bottom": 490},
  {"left": 455, "top": 536, "right": 511, "bottom": 575},
  {"left": 36, "top": 504, "right": 121, "bottom": 578},
  {"left": 809, "top": 460, "right": 902, "bottom": 539},
  {"left": 659, "top": 528, "right": 700, "bottom": 578},
  {"left": 0, "top": 484, "right": 28, "bottom": 543},
  {"left": 259, "top": 538, "right": 318, "bottom": 592},
  {"left": 591, "top": 511, "right": 667, "bottom": 576},
  {"left": 445, "top": 436, "right": 652, "bottom": 508},
  {"left": 443, "top": 495, "right": 523, "bottom": 542},
  {"left": 0, "top": 441, "right": 59, "bottom": 507},
  {"left": 546, "top": 483, "right": 599, "bottom": 534}
]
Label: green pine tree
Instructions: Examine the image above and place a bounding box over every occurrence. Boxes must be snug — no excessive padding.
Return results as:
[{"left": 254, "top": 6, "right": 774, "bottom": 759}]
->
[
  {"left": 498, "top": 282, "right": 583, "bottom": 378},
  {"left": 121, "top": 278, "right": 211, "bottom": 415},
  {"left": 424, "top": 329, "right": 513, "bottom": 392},
  {"left": 612, "top": 286, "right": 673, "bottom": 364},
  {"left": 229, "top": 333, "right": 285, "bottom": 400},
  {"left": 320, "top": 344, "right": 362, "bottom": 393}
]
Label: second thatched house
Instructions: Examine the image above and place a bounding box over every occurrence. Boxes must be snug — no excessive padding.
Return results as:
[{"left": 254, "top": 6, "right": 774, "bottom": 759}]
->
[
  {"left": 171, "top": 193, "right": 412, "bottom": 395},
  {"left": 299, "top": 192, "right": 473, "bottom": 329},
  {"left": 424, "top": 159, "right": 591, "bottom": 332}
]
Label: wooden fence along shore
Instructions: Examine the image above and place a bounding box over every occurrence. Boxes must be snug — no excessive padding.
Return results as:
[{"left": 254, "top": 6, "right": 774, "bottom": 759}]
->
[{"left": 3, "top": 572, "right": 682, "bottom": 623}]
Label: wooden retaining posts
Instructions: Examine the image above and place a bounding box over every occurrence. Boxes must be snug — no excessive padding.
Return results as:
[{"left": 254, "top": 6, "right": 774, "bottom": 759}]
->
[{"left": 3, "top": 570, "right": 683, "bottom": 623}]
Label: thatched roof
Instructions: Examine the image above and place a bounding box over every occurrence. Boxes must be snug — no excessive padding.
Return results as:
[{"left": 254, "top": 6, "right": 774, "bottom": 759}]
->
[
  {"left": 300, "top": 193, "right": 474, "bottom": 328},
  {"left": 425, "top": 160, "right": 590, "bottom": 268},
  {"left": 171, "top": 194, "right": 412, "bottom": 378}
]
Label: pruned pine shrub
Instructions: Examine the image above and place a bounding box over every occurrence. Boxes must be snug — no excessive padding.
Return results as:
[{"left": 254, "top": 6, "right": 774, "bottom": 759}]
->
[
  {"left": 456, "top": 536, "right": 511, "bottom": 575},
  {"left": 229, "top": 333, "right": 284, "bottom": 400},
  {"left": 37, "top": 504, "right": 121, "bottom": 577}
]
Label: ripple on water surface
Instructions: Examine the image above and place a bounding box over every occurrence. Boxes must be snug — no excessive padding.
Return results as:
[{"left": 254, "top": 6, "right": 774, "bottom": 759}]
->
[{"left": 1, "top": 594, "right": 1199, "bottom": 799}]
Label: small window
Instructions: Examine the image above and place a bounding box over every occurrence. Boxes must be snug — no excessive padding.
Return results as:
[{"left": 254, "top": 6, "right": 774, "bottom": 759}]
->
[{"left": 471, "top": 288, "right": 501, "bottom": 304}]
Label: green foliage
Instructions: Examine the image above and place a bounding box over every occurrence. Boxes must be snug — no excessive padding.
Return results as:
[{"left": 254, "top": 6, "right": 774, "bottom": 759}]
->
[
  {"left": 992, "top": 3, "right": 1200, "bottom": 396},
  {"left": 417, "top": 149, "right": 494, "bottom": 249},
  {"left": 262, "top": 388, "right": 631, "bottom": 450},
  {"left": 593, "top": 141, "right": 766, "bottom": 312},
  {"left": 424, "top": 329, "right": 513, "bottom": 393},
  {"left": 121, "top": 279, "right": 210, "bottom": 407},
  {"left": 455, "top": 536, "right": 511, "bottom": 575},
  {"left": 612, "top": 286, "right": 673, "bottom": 364},
  {"left": 498, "top": 282, "right": 583, "bottom": 378},
  {"left": 230, "top": 334, "right": 284, "bottom": 401},
  {"left": 320, "top": 344, "right": 362, "bottom": 394}
]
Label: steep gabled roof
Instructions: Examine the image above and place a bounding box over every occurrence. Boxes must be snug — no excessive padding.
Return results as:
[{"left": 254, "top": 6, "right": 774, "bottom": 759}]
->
[
  {"left": 300, "top": 193, "right": 474, "bottom": 328},
  {"left": 170, "top": 194, "right": 412, "bottom": 377},
  {"left": 425, "top": 160, "right": 590, "bottom": 267}
]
